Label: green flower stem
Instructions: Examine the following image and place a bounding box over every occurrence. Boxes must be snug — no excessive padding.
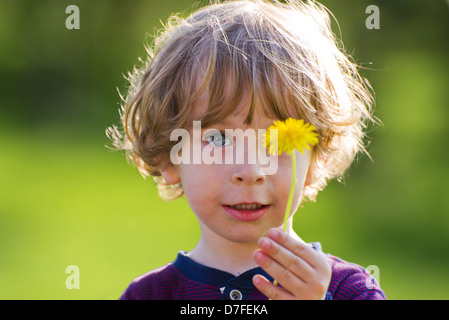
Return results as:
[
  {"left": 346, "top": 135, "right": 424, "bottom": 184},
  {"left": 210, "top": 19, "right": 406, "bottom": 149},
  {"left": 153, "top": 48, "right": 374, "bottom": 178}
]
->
[
  {"left": 273, "top": 151, "right": 296, "bottom": 287},
  {"left": 284, "top": 150, "right": 296, "bottom": 231}
]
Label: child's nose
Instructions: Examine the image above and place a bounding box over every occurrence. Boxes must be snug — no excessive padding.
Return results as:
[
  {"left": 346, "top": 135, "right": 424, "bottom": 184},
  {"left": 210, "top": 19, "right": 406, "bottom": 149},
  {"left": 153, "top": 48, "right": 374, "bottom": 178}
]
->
[{"left": 231, "top": 164, "right": 265, "bottom": 185}]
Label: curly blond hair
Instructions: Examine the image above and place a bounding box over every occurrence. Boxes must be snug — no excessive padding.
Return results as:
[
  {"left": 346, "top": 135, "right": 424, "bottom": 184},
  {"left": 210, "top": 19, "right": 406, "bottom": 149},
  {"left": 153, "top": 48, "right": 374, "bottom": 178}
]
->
[{"left": 107, "top": 0, "right": 376, "bottom": 202}]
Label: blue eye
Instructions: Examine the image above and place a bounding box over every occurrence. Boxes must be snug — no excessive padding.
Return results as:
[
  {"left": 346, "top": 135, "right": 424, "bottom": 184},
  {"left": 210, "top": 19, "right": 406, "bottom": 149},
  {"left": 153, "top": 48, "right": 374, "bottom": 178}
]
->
[{"left": 205, "top": 131, "right": 232, "bottom": 147}]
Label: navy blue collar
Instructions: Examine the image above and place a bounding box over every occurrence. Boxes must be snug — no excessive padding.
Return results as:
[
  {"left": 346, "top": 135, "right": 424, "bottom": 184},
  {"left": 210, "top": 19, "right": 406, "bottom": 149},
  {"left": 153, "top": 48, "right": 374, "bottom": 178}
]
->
[
  {"left": 172, "top": 243, "right": 325, "bottom": 300},
  {"left": 173, "top": 251, "right": 273, "bottom": 289}
]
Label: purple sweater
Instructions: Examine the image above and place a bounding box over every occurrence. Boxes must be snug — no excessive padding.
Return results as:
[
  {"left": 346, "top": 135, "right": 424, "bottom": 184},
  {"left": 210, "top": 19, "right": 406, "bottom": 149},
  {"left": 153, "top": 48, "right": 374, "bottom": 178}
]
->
[{"left": 120, "top": 244, "right": 386, "bottom": 300}]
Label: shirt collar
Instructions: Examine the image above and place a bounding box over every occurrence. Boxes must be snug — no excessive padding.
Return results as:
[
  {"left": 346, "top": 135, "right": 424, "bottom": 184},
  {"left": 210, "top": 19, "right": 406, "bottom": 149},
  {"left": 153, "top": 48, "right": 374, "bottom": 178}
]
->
[
  {"left": 173, "top": 243, "right": 323, "bottom": 300},
  {"left": 173, "top": 250, "right": 273, "bottom": 288}
]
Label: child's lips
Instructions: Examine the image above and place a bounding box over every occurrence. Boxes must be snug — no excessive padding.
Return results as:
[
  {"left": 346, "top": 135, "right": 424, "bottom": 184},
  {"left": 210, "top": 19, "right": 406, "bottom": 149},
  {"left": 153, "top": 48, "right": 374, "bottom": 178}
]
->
[{"left": 222, "top": 203, "right": 271, "bottom": 221}]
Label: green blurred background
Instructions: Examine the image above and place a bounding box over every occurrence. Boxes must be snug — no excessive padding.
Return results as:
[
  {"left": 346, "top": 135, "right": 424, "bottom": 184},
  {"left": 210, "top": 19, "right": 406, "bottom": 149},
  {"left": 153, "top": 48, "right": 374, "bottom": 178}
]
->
[{"left": 0, "top": 0, "right": 448, "bottom": 299}]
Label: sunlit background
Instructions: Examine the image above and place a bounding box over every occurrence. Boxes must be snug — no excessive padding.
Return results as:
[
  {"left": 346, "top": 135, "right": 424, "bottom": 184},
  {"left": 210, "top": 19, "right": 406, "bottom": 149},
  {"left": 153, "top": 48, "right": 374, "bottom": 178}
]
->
[{"left": 0, "top": 0, "right": 448, "bottom": 299}]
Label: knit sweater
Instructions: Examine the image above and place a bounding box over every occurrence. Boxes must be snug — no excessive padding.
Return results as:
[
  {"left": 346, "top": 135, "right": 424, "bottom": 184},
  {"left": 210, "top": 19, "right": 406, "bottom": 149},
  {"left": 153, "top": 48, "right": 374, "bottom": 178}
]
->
[{"left": 120, "top": 244, "right": 386, "bottom": 300}]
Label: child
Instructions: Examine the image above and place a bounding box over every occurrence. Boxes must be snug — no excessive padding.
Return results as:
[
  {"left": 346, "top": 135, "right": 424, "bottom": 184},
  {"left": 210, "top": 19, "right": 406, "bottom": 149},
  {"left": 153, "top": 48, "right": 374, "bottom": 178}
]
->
[{"left": 108, "top": 0, "right": 386, "bottom": 300}]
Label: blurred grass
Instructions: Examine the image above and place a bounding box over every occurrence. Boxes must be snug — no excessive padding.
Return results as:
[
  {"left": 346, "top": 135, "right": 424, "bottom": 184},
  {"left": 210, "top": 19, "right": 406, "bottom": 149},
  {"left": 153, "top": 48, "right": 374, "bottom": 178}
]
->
[
  {"left": 0, "top": 125, "right": 201, "bottom": 299},
  {"left": 0, "top": 0, "right": 448, "bottom": 299}
]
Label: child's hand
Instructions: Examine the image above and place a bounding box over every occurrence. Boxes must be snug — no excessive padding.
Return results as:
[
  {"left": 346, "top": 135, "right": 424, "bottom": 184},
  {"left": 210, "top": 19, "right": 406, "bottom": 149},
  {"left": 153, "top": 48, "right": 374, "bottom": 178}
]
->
[{"left": 253, "top": 228, "right": 331, "bottom": 300}]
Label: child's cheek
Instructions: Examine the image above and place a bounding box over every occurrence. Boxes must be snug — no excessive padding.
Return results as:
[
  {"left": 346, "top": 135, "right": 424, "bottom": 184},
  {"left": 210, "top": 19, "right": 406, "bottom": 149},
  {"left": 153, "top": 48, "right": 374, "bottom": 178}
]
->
[
  {"left": 277, "top": 153, "right": 294, "bottom": 170},
  {"left": 200, "top": 141, "right": 235, "bottom": 165},
  {"left": 273, "top": 155, "right": 295, "bottom": 185}
]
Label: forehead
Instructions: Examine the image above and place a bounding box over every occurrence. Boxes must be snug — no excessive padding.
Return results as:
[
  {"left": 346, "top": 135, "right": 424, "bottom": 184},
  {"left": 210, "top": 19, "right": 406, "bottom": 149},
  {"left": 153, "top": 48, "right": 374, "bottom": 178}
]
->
[
  {"left": 188, "top": 70, "right": 300, "bottom": 130},
  {"left": 192, "top": 89, "right": 276, "bottom": 129},
  {"left": 190, "top": 83, "right": 250, "bottom": 120}
]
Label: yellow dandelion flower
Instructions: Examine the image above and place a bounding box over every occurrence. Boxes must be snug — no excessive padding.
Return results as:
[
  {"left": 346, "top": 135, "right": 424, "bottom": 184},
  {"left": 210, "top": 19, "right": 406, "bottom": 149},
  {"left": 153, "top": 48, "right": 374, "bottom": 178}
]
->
[{"left": 264, "top": 118, "right": 319, "bottom": 156}]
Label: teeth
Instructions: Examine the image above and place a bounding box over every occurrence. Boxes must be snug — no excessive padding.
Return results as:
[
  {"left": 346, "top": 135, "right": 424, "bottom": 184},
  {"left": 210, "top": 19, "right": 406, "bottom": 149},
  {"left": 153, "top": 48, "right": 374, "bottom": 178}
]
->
[{"left": 230, "top": 204, "right": 263, "bottom": 210}]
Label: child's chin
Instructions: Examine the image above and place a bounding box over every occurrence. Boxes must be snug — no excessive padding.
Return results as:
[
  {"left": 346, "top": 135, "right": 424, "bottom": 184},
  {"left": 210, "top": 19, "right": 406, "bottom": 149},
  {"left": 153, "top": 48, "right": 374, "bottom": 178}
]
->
[{"left": 221, "top": 226, "right": 268, "bottom": 244}]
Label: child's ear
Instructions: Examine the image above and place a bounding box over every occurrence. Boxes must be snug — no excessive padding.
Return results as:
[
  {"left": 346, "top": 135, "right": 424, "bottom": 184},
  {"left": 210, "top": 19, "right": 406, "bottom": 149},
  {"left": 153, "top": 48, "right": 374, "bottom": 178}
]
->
[
  {"left": 304, "top": 170, "right": 312, "bottom": 188},
  {"left": 160, "top": 164, "right": 181, "bottom": 185}
]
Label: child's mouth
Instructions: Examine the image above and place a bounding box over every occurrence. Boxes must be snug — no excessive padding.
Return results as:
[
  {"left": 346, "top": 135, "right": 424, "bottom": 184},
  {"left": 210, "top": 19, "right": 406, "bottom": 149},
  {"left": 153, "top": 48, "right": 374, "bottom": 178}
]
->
[
  {"left": 223, "top": 203, "right": 270, "bottom": 221},
  {"left": 228, "top": 203, "right": 264, "bottom": 210}
]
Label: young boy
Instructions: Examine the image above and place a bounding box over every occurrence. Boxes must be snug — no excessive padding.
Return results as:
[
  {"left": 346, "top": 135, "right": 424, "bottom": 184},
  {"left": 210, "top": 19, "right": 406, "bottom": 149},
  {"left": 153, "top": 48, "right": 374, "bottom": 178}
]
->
[{"left": 108, "top": 0, "right": 386, "bottom": 300}]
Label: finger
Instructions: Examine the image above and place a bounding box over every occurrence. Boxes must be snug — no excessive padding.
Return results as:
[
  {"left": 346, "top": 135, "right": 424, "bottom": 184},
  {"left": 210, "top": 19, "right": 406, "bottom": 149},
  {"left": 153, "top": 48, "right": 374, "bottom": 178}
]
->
[
  {"left": 253, "top": 249, "right": 308, "bottom": 296},
  {"left": 258, "top": 236, "right": 314, "bottom": 281},
  {"left": 267, "top": 228, "right": 327, "bottom": 271},
  {"left": 252, "top": 274, "right": 295, "bottom": 300}
]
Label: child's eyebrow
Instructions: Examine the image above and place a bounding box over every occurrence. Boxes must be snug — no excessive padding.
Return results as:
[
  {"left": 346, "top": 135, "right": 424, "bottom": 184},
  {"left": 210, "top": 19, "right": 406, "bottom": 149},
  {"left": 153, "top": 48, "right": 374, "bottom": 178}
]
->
[
  {"left": 213, "top": 118, "right": 233, "bottom": 127},
  {"left": 199, "top": 117, "right": 234, "bottom": 130}
]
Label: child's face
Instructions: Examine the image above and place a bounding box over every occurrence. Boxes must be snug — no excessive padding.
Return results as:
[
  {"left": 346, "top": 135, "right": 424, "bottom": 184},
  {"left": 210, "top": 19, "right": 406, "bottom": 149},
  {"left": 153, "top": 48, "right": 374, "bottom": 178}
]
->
[{"left": 161, "top": 96, "right": 312, "bottom": 245}]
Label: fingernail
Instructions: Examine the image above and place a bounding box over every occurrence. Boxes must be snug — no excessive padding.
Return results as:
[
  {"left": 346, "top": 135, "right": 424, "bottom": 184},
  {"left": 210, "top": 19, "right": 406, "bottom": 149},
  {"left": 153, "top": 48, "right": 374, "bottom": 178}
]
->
[
  {"left": 268, "top": 228, "right": 282, "bottom": 241},
  {"left": 254, "top": 250, "right": 264, "bottom": 261},
  {"left": 258, "top": 237, "right": 270, "bottom": 249},
  {"left": 253, "top": 275, "right": 264, "bottom": 286}
]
